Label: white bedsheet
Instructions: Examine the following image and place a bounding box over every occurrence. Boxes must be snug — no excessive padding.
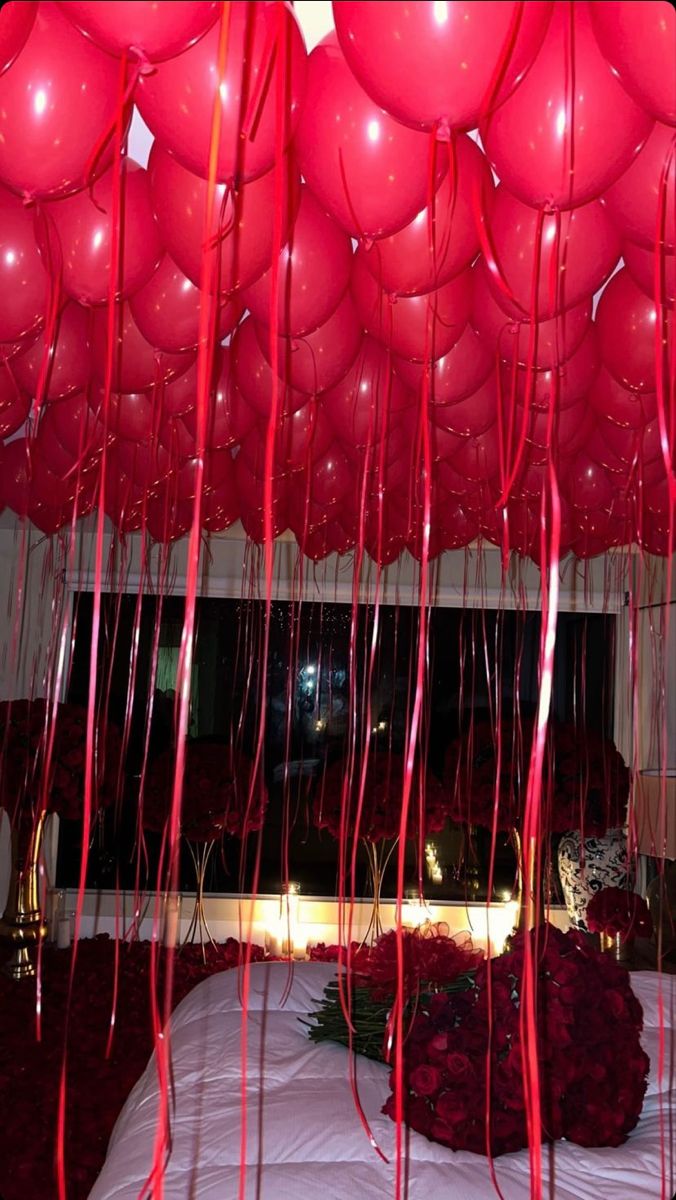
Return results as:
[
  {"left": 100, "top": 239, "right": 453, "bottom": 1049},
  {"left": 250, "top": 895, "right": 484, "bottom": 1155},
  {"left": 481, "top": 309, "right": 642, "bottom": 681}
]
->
[{"left": 90, "top": 962, "right": 675, "bottom": 1200}]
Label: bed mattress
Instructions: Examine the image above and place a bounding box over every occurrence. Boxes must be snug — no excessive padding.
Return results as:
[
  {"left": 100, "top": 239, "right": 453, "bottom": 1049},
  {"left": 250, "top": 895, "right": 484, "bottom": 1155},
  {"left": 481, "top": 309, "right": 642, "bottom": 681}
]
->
[{"left": 89, "top": 961, "right": 675, "bottom": 1199}]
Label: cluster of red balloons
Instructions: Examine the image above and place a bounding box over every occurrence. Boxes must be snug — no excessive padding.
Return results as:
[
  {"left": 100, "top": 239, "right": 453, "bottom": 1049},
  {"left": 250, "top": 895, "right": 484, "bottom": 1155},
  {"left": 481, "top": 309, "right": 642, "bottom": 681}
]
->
[{"left": 0, "top": 1, "right": 673, "bottom": 561}]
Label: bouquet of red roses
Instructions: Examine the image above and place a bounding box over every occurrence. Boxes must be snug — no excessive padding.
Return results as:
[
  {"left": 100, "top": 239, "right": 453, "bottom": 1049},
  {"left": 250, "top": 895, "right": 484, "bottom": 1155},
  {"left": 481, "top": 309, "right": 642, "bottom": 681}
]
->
[
  {"left": 586, "top": 886, "right": 653, "bottom": 940},
  {"left": 144, "top": 740, "right": 267, "bottom": 842},
  {"left": 444, "top": 719, "right": 629, "bottom": 836},
  {"left": 0, "top": 697, "right": 121, "bottom": 826},
  {"left": 307, "top": 925, "right": 649, "bottom": 1156},
  {"left": 314, "top": 751, "right": 450, "bottom": 844}
]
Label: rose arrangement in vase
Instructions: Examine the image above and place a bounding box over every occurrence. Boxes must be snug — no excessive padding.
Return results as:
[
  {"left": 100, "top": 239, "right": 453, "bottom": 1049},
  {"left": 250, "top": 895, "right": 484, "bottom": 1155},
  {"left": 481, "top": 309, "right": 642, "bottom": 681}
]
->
[
  {"left": 587, "top": 885, "right": 653, "bottom": 960},
  {"left": 144, "top": 739, "right": 267, "bottom": 952},
  {"left": 313, "top": 751, "right": 451, "bottom": 941},
  {"left": 307, "top": 924, "right": 649, "bottom": 1156},
  {"left": 443, "top": 718, "right": 630, "bottom": 927}
]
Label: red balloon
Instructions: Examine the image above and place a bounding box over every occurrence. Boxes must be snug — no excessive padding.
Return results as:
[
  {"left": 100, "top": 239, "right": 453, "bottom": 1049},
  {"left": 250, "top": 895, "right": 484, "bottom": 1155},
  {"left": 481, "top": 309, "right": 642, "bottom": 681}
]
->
[
  {"left": 567, "top": 454, "right": 616, "bottom": 511},
  {"left": 524, "top": 397, "right": 594, "bottom": 456},
  {"left": 158, "top": 414, "right": 195, "bottom": 462},
  {"left": 56, "top": 1, "right": 220, "bottom": 63},
  {"left": 104, "top": 469, "right": 145, "bottom": 533},
  {"left": 100, "top": 388, "right": 157, "bottom": 444},
  {"left": 255, "top": 292, "right": 362, "bottom": 395},
  {"left": 47, "top": 392, "right": 106, "bottom": 458},
  {"left": 482, "top": 186, "right": 620, "bottom": 319},
  {"left": 174, "top": 449, "right": 235, "bottom": 502},
  {"left": 0, "top": 185, "right": 48, "bottom": 342},
  {"left": 501, "top": 323, "right": 601, "bottom": 413},
  {"left": 274, "top": 402, "right": 333, "bottom": 472},
  {"left": 603, "top": 123, "right": 676, "bottom": 253},
  {"left": 0, "top": 360, "right": 30, "bottom": 438},
  {"left": 452, "top": 424, "right": 500, "bottom": 482},
  {"left": 471, "top": 260, "right": 591, "bottom": 369},
  {"left": 589, "top": 1, "right": 676, "bottom": 126},
  {"left": 481, "top": 1, "right": 653, "bottom": 210},
  {"left": 114, "top": 438, "right": 170, "bottom": 490},
  {"left": 42, "top": 159, "right": 162, "bottom": 305},
  {"left": 146, "top": 490, "right": 193, "bottom": 543},
  {"left": 323, "top": 337, "right": 413, "bottom": 448},
  {"left": 182, "top": 347, "right": 256, "bottom": 449},
  {"left": 295, "top": 35, "right": 438, "bottom": 239},
  {"left": 91, "top": 302, "right": 194, "bottom": 393},
  {"left": 130, "top": 254, "right": 241, "bottom": 354},
  {"left": 202, "top": 480, "right": 239, "bottom": 533},
  {"left": 333, "top": 1, "right": 553, "bottom": 133},
  {"left": 639, "top": 512, "right": 675, "bottom": 558},
  {"left": 231, "top": 317, "right": 309, "bottom": 418},
  {"left": 12, "top": 302, "right": 92, "bottom": 401},
  {"left": 148, "top": 142, "right": 300, "bottom": 296},
  {"left": 242, "top": 186, "right": 352, "bottom": 336},
  {"left": 393, "top": 324, "right": 494, "bottom": 406},
  {"left": 137, "top": 2, "right": 306, "bottom": 183},
  {"left": 589, "top": 366, "right": 657, "bottom": 430},
  {"left": 2, "top": 437, "right": 32, "bottom": 514},
  {"left": 596, "top": 267, "right": 673, "bottom": 393},
  {"left": 309, "top": 446, "right": 354, "bottom": 508},
  {"left": 352, "top": 251, "right": 471, "bottom": 362},
  {"left": 0, "top": 0, "right": 36, "bottom": 76},
  {"left": 361, "top": 135, "right": 492, "bottom": 296},
  {"left": 433, "top": 377, "right": 497, "bottom": 438},
  {"left": 623, "top": 241, "right": 676, "bottom": 309},
  {"left": 235, "top": 458, "right": 288, "bottom": 542},
  {"left": 0, "top": 2, "right": 121, "bottom": 199}
]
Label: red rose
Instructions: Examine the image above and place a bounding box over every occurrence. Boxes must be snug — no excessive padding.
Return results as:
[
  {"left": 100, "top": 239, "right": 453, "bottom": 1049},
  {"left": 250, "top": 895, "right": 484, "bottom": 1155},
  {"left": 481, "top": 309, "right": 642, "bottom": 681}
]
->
[{"left": 409, "top": 1065, "right": 442, "bottom": 1097}]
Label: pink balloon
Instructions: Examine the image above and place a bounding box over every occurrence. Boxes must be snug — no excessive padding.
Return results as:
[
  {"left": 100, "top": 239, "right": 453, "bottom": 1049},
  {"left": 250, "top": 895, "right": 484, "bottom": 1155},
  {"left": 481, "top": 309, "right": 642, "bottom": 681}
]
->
[
  {"left": 393, "top": 325, "right": 494, "bottom": 406},
  {"left": 360, "top": 135, "right": 492, "bottom": 296},
  {"left": 352, "top": 251, "right": 471, "bottom": 362},
  {"left": 471, "top": 260, "right": 591, "bottom": 368},
  {"left": 596, "top": 267, "right": 673, "bottom": 393},
  {"left": 481, "top": 1, "right": 653, "bottom": 210},
  {"left": 130, "top": 254, "right": 241, "bottom": 354},
  {"left": 589, "top": 1, "right": 676, "bottom": 126},
  {"left": 333, "top": 1, "right": 553, "bottom": 133},
  {"left": 56, "top": 1, "right": 220, "bottom": 63},
  {"left": 182, "top": 347, "right": 256, "bottom": 449},
  {"left": 91, "top": 302, "right": 194, "bottom": 394},
  {"left": 603, "top": 122, "right": 676, "bottom": 252},
  {"left": 231, "top": 317, "right": 309, "bottom": 418},
  {"left": 323, "top": 337, "right": 413, "bottom": 448},
  {"left": 255, "top": 292, "right": 362, "bottom": 395},
  {"left": 623, "top": 241, "right": 676, "bottom": 309},
  {"left": 148, "top": 142, "right": 300, "bottom": 296},
  {"left": 41, "top": 159, "right": 162, "bottom": 305},
  {"left": 137, "top": 2, "right": 306, "bottom": 183},
  {"left": 0, "top": 0, "right": 36, "bottom": 76},
  {"left": 567, "top": 454, "right": 616, "bottom": 511},
  {"left": 0, "top": 360, "right": 30, "bottom": 438},
  {"left": 589, "top": 366, "right": 657, "bottom": 430},
  {"left": 482, "top": 186, "right": 620, "bottom": 319},
  {"left": 295, "top": 35, "right": 439, "bottom": 239},
  {"left": 0, "top": 2, "right": 122, "bottom": 199},
  {"left": 0, "top": 185, "right": 48, "bottom": 342},
  {"left": 500, "top": 324, "right": 601, "bottom": 413},
  {"left": 242, "top": 186, "right": 352, "bottom": 336},
  {"left": 12, "top": 302, "right": 92, "bottom": 401}
]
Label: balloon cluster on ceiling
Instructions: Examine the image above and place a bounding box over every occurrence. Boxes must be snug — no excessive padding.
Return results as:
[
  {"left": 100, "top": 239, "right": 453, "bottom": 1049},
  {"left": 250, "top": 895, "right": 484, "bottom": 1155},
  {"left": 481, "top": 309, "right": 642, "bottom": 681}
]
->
[{"left": 0, "top": 0, "right": 673, "bottom": 562}]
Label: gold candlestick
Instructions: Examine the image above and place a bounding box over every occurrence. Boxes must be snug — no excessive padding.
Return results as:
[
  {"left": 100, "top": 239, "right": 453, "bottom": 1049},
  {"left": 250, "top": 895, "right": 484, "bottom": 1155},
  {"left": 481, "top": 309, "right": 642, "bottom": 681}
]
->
[{"left": 0, "top": 812, "right": 48, "bottom": 980}]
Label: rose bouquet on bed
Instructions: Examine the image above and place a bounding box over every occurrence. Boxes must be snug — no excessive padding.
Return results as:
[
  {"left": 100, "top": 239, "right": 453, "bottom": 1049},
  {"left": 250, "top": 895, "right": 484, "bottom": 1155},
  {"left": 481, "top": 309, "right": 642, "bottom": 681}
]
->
[{"left": 306, "top": 924, "right": 649, "bottom": 1155}]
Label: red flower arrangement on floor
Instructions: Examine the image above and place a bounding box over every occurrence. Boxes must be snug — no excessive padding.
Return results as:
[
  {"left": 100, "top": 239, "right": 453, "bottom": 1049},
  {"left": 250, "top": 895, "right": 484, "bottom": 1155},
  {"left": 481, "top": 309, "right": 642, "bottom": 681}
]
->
[
  {"left": 314, "top": 751, "right": 450, "bottom": 843},
  {"left": 444, "top": 718, "right": 629, "bottom": 835},
  {"left": 0, "top": 698, "right": 122, "bottom": 827},
  {"left": 144, "top": 740, "right": 267, "bottom": 841},
  {"left": 586, "top": 886, "right": 654, "bottom": 940},
  {"left": 308, "top": 924, "right": 649, "bottom": 1156}
]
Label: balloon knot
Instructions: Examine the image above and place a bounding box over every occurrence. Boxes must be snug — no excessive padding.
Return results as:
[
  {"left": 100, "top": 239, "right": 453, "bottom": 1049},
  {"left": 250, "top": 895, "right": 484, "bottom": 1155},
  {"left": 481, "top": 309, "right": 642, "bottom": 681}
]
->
[
  {"left": 129, "top": 47, "right": 154, "bottom": 77},
  {"left": 543, "top": 196, "right": 558, "bottom": 215},
  {"left": 436, "top": 118, "right": 452, "bottom": 143},
  {"left": 21, "top": 191, "right": 37, "bottom": 209},
  {"left": 360, "top": 236, "right": 374, "bottom": 252}
]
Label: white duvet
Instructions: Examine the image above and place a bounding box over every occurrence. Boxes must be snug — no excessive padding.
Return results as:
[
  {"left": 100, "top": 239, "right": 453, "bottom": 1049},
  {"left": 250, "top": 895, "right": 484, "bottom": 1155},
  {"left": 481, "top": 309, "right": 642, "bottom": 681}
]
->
[{"left": 90, "top": 962, "right": 675, "bottom": 1200}]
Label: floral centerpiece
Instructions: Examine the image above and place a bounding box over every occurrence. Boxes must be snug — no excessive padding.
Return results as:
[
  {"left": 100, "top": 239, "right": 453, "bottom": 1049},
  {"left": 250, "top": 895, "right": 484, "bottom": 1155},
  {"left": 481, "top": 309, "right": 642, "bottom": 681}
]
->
[
  {"left": 307, "top": 924, "right": 649, "bottom": 1156},
  {"left": 313, "top": 751, "right": 451, "bottom": 938},
  {"left": 587, "top": 885, "right": 653, "bottom": 959}
]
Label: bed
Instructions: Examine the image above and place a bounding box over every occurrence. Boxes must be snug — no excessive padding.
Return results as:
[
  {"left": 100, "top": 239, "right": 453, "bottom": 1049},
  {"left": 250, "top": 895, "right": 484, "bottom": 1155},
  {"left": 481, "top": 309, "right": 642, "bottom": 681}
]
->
[{"left": 90, "top": 961, "right": 675, "bottom": 1200}]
